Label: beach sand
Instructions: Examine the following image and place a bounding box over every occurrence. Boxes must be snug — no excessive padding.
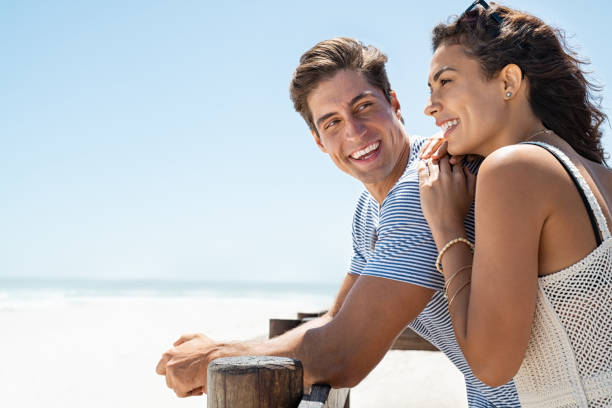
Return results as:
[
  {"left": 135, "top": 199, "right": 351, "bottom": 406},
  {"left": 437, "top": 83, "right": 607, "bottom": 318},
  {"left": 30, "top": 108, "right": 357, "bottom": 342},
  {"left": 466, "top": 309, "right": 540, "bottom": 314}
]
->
[{"left": 0, "top": 293, "right": 466, "bottom": 407}]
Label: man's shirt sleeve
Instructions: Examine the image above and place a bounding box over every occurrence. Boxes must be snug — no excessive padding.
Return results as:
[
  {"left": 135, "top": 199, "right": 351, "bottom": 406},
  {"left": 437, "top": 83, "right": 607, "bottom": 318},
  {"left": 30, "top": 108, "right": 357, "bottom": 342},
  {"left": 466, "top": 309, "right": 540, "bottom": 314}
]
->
[{"left": 348, "top": 183, "right": 445, "bottom": 292}]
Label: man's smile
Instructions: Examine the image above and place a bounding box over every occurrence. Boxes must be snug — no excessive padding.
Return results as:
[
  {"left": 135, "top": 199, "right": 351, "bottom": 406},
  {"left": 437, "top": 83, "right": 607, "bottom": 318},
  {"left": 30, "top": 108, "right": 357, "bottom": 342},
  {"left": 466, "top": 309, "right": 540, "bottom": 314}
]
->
[{"left": 350, "top": 141, "right": 381, "bottom": 160}]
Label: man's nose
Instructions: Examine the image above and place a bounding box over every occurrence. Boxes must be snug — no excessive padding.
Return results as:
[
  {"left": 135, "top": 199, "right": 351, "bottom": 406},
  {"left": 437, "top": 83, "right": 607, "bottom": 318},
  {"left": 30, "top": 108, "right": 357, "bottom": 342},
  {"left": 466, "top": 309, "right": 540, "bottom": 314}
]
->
[{"left": 344, "top": 117, "right": 367, "bottom": 139}]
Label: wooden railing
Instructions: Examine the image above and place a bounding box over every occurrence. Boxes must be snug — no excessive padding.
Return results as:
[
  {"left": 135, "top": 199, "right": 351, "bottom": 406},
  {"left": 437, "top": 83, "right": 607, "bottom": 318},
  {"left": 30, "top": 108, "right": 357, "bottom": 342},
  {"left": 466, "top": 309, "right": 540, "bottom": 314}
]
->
[
  {"left": 270, "top": 312, "right": 438, "bottom": 352},
  {"left": 206, "top": 311, "right": 437, "bottom": 407}
]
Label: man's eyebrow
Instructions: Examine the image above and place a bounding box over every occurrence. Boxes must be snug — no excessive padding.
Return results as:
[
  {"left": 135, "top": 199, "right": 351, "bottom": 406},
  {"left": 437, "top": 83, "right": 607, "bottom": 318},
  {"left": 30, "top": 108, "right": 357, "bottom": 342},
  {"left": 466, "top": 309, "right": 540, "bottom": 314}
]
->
[
  {"left": 428, "top": 66, "right": 458, "bottom": 87},
  {"left": 315, "top": 112, "right": 336, "bottom": 129},
  {"left": 349, "top": 91, "right": 374, "bottom": 106},
  {"left": 314, "top": 91, "right": 375, "bottom": 128}
]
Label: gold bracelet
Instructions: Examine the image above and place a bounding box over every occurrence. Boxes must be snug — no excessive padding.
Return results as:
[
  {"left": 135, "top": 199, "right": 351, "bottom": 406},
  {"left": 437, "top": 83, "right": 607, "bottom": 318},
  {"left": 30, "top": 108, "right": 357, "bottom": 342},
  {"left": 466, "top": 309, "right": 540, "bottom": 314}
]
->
[
  {"left": 444, "top": 265, "right": 472, "bottom": 297},
  {"left": 436, "top": 237, "right": 474, "bottom": 274},
  {"left": 448, "top": 280, "right": 471, "bottom": 307}
]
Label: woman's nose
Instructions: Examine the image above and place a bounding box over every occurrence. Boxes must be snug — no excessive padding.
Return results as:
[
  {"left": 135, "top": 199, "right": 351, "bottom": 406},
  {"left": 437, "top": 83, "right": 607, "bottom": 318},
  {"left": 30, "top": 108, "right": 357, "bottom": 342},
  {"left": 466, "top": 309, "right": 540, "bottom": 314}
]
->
[{"left": 424, "top": 97, "right": 440, "bottom": 117}]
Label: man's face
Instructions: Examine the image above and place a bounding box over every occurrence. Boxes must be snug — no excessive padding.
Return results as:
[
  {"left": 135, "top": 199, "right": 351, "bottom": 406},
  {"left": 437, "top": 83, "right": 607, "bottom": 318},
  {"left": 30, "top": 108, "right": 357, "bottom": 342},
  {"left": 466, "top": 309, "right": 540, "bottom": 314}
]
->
[{"left": 307, "top": 70, "right": 406, "bottom": 187}]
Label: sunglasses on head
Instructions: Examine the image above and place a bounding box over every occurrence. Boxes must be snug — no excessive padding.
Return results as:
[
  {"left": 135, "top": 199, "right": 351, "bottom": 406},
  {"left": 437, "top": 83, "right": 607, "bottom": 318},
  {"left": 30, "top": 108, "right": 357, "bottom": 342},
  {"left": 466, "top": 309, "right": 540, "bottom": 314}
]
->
[{"left": 464, "top": 0, "right": 503, "bottom": 24}]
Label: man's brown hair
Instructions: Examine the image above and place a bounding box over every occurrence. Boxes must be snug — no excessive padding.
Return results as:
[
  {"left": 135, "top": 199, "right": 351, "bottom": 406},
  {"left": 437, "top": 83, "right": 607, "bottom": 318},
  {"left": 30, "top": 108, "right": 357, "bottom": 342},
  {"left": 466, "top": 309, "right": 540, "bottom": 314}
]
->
[{"left": 289, "top": 37, "right": 392, "bottom": 135}]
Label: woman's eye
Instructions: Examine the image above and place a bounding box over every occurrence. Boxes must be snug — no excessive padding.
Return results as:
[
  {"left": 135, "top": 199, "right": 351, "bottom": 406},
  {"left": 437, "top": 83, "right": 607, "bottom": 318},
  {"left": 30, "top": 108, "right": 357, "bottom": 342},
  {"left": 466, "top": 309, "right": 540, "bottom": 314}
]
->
[{"left": 440, "top": 79, "right": 452, "bottom": 86}]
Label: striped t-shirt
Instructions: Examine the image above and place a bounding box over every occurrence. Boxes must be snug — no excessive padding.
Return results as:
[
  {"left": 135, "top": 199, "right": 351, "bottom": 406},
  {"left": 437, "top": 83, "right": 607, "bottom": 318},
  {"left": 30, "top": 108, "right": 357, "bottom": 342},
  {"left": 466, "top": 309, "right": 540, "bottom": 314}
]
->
[{"left": 348, "top": 135, "right": 520, "bottom": 408}]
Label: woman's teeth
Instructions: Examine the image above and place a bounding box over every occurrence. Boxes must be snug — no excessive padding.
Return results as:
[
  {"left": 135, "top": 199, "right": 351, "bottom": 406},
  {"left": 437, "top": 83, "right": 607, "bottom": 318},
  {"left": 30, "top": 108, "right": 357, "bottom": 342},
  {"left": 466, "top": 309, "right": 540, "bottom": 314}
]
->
[{"left": 441, "top": 119, "right": 459, "bottom": 131}]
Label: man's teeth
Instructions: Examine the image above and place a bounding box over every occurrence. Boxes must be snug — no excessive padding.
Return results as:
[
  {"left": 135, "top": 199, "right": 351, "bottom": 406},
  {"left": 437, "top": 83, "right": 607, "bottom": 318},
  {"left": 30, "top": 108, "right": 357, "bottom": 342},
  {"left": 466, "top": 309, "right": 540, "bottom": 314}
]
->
[
  {"left": 351, "top": 142, "right": 380, "bottom": 159},
  {"left": 441, "top": 119, "right": 459, "bottom": 131}
]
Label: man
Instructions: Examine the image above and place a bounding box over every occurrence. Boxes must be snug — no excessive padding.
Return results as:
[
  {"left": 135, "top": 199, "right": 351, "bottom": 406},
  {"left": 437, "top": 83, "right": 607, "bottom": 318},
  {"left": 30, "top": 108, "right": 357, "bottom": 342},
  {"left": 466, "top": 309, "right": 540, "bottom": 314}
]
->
[{"left": 156, "top": 38, "right": 520, "bottom": 407}]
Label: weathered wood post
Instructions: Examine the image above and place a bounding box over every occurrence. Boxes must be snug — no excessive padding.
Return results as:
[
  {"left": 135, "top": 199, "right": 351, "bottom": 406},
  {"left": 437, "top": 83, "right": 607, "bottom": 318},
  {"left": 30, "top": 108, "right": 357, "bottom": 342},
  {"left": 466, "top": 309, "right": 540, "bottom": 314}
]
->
[
  {"left": 269, "top": 318, "right": 303, "bottom": 339},
  {"left": 207, "top": 356, "right": 303, "bottom": 408}
]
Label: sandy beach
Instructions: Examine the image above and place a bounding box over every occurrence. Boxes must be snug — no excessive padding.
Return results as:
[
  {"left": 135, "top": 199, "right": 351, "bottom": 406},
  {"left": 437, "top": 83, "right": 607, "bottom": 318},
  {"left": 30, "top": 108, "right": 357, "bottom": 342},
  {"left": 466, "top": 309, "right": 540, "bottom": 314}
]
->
[{"left": 0, "top": 288, "right": 466, "bottom": 407}]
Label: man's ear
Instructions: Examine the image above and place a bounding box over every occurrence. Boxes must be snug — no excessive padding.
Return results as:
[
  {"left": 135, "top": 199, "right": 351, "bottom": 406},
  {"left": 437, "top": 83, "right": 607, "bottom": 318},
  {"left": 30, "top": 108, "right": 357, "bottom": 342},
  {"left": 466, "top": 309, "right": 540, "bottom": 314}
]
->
[
  {"left": 311, "top": 128, "right": 327, "bottom": 152},
  {"left": 390, "top": 90, "right": 402, "bottom": 121},
  {"left": 500, "top": 64, "right": 524, "bottom": 100}
]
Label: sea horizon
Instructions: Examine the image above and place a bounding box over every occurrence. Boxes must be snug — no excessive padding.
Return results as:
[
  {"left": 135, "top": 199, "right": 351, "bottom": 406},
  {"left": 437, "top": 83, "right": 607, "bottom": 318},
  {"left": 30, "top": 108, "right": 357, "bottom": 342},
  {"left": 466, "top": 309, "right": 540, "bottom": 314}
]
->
[{"left": 0, "top": 276, "right": 339, "bottom": 299}]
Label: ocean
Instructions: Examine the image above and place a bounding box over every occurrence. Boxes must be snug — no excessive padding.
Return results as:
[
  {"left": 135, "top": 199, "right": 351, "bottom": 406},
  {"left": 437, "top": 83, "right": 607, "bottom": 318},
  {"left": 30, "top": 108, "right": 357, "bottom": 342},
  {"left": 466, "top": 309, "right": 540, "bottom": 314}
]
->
[{"left": 0, "top": 278, "right": 466, "bottom": 407}]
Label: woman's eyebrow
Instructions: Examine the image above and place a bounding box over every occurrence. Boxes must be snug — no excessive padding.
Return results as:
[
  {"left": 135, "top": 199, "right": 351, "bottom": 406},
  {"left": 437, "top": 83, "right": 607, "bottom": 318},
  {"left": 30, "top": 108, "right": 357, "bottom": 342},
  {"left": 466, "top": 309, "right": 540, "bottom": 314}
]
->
[{"left": 428, "top": 66, "right": 458, "bottom": 87}]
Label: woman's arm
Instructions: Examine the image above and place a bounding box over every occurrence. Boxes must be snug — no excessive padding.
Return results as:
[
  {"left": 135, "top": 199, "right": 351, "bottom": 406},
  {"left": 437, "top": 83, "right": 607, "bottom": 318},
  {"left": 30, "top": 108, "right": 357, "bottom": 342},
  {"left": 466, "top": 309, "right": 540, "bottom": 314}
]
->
[{"left": 419, "top": 146, "right": 550, "bottom": 386}]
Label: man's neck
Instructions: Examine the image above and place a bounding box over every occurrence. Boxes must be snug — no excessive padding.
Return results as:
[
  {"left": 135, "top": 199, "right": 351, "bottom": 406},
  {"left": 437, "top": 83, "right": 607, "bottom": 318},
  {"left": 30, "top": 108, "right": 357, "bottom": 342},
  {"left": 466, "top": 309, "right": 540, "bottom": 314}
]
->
[{"left": 365, "top": 135, "right": 412, "bottom": 206}]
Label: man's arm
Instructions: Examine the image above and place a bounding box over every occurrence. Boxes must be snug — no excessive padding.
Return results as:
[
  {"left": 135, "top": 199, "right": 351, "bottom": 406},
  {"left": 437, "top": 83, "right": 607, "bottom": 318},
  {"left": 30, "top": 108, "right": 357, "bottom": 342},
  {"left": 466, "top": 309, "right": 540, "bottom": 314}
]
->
[
  {"left": 155, "top": 273, "right": 358, "bottom": 397},
  {"left": 156, "top": 273, "right": 433, "bottom": 397}
]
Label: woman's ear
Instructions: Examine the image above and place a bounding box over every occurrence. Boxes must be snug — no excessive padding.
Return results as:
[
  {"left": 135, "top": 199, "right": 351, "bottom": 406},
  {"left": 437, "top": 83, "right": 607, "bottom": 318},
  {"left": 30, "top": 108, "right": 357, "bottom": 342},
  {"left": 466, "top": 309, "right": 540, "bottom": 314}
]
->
[{"left": 500, "top": 64, "right": 524, "bottom": 100}]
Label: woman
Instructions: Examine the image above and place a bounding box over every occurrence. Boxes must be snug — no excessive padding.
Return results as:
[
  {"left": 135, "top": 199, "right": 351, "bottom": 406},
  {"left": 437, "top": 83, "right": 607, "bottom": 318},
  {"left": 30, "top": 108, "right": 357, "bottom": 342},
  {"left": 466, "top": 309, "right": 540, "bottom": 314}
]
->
[{"left": 418, "top": 2, "right": 612, "bottom": 407}]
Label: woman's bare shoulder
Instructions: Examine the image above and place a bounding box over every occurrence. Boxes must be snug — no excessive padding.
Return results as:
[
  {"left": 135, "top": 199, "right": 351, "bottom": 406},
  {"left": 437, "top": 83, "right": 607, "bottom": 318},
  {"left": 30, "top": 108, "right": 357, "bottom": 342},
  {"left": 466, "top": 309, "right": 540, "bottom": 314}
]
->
[{"left": 479, "top": 144, "right": 562, "bottom": 188}]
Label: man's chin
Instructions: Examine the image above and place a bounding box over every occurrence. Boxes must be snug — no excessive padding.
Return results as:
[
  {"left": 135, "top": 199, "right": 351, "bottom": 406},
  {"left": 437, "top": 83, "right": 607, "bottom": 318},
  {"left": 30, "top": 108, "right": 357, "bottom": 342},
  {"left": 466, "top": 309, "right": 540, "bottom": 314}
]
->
[{"left": 354, "top": 171, "right": 386, "bottom": 186}]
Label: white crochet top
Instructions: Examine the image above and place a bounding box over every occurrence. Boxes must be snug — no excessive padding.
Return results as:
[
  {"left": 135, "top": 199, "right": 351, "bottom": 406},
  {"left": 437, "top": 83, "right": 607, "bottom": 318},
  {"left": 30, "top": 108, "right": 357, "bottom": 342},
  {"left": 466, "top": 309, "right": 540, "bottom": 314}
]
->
[{"left": 513, "top": 142, "right": 612, "bottom": 408}]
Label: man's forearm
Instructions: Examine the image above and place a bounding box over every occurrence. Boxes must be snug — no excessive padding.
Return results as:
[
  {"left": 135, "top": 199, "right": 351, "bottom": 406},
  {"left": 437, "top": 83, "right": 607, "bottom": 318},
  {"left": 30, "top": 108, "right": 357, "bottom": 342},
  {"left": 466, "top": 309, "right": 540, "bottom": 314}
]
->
[
  {"left": 158, "top": 274, "right": 432, "bottom": 395},
  {"left": 206, "top": 275, "right": 359, "bottom": 386},
  {"left": 209, "top": 313, "right": 334, "bottom": 362}
]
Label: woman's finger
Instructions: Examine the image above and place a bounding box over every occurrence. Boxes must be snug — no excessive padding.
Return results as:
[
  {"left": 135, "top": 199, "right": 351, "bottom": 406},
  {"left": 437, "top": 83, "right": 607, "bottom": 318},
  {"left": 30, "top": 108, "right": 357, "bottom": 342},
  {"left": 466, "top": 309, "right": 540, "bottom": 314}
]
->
[
  {"left": 431, "top": 140, "right": 448, "bottom": 160},
  {"left": 449, "top": 154, "right": 464, "bottom": 165},
  {"left": 419, "top": 135, "right": 444, "bottom": 159},
  {"left": 438, "top": 155, "right": 451, "bottom": 175},
  {"left": 419, "top": 139, "right": 435, "bottom": 158},
  {"left": 428, "top": 158, "right": 440, "bottom": 179},
  {"left": 417, "top": 160, "right": 430, "bottom": 185}
]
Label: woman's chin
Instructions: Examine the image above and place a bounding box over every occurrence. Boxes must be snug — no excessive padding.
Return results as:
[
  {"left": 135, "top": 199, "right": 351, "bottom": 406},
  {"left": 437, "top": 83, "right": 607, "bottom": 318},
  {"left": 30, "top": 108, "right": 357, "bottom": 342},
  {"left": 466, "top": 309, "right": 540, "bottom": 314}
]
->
[
  {"left": 447, "top": 141, "right": 469, "bottom": 158},
  {"left": 447, "top": 147, "right": 462, "bottom": 156}
]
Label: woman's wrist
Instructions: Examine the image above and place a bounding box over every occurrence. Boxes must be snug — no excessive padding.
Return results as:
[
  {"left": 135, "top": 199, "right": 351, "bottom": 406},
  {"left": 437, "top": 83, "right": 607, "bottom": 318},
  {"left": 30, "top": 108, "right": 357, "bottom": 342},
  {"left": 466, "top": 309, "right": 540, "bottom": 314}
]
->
[{"left": 431, "top": 225, "right": 467, "bottom": 250}]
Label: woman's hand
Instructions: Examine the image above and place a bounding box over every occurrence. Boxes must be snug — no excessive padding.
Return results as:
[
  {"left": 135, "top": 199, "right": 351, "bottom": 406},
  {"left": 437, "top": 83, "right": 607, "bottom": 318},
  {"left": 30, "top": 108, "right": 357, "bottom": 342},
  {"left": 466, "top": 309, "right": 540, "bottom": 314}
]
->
[
  {"left": 418, "top": 133, "right": 477, "bottom": 165},
  {"left": 418, "top": 133, "right": 447, "bottom": 161},
  {"left": 418, "top": 156, "right": 476, "bottom": 248}
]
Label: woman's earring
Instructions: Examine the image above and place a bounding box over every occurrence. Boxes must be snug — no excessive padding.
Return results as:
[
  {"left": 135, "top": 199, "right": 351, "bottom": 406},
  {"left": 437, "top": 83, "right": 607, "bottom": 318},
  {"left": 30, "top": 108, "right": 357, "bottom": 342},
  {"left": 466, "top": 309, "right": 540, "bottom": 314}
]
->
[{"left": 505, "top": 91, "right": 513, "bottom": 99}]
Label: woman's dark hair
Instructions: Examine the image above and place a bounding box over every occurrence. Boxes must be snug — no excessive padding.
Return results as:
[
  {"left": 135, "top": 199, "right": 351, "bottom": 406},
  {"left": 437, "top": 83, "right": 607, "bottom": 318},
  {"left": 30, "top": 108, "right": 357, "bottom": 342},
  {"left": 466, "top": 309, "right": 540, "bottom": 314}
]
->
[{"left": 432, "top": 4, "right": 608, "bottom": 164}]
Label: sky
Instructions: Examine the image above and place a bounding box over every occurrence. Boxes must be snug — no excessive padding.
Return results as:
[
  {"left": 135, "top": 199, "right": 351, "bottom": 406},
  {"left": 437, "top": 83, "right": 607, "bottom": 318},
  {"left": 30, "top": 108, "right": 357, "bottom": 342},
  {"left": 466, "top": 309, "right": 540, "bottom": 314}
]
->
[{"left": 2, "top": 0, "right": 611, "bottom": 284}]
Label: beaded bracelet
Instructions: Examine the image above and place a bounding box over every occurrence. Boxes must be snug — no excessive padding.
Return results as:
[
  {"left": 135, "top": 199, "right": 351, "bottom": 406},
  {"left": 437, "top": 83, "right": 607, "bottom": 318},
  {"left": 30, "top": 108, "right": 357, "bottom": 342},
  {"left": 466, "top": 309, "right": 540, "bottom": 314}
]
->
[{"left": 436, "top": 237, "right": 475, "bottom": 274}]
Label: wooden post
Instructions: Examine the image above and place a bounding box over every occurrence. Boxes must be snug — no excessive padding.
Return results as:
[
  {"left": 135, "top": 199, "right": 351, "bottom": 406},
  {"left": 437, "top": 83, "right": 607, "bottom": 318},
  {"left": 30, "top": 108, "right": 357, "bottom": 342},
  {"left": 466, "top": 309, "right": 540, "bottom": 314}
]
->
[
  {"left": 207, "top": 356, "right": 303, "bottom": 408},
  {"left": 269, "top": 318, "right": 303, "bottom": 339},
  {"left": 296, "top": 311, "right": 326, "bottom": 319}
]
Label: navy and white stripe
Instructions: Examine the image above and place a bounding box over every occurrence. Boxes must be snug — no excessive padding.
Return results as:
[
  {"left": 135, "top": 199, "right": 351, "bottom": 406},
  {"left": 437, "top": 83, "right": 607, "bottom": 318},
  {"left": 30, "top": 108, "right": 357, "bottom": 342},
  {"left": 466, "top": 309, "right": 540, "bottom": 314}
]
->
[{"left": 349, "top": 135, "right": 520, "bottom": 408}]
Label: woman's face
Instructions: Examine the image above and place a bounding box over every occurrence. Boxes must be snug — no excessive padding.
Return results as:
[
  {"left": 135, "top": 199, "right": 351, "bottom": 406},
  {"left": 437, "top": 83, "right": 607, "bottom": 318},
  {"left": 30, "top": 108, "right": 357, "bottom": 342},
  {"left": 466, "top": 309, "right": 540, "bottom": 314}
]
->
[{"left": 424, "top": 43, "right": 507, "bottom": 156}]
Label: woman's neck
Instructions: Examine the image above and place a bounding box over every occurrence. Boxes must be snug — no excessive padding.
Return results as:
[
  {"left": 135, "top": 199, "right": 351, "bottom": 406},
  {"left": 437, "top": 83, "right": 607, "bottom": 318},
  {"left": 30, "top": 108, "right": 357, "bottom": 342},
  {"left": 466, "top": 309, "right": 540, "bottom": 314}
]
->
[{"left": 481, "top": 109, "right": 547, "bottom": 157}]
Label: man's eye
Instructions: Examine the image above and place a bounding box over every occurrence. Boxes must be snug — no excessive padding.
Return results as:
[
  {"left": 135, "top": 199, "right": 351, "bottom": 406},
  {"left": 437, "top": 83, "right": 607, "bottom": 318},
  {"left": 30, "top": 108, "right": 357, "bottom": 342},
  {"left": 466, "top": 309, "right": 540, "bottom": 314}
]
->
[
  {"left": 357, "top": 102, "right": 372, "bottom": 111},
  {"left": 325, "top": 119, "right": 339, "bottom": 129},
  {"left": 440, "top": 79, "right": 452, "bottom": 86}
]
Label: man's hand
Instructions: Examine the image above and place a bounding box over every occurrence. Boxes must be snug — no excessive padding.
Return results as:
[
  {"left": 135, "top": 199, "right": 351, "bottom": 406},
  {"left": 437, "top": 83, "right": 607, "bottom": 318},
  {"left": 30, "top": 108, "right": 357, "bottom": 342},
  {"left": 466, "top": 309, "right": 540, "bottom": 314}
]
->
[{"left": 156, "top": 333, "right": 217, "bottom": 397}]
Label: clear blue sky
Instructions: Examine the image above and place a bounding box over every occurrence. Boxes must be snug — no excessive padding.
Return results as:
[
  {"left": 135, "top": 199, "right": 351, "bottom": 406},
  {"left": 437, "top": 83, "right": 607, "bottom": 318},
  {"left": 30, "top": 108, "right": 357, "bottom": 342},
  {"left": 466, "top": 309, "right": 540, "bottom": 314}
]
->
[{"left": 2, "top": 0, "right": 610, "bottom": 283}]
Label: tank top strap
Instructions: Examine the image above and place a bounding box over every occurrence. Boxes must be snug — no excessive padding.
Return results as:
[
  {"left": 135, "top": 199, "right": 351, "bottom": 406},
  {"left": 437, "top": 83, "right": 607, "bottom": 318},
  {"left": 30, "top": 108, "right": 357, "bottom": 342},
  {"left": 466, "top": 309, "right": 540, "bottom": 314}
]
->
[{"left": 522, "top": 141, "right": 611, "bottom": 242}]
